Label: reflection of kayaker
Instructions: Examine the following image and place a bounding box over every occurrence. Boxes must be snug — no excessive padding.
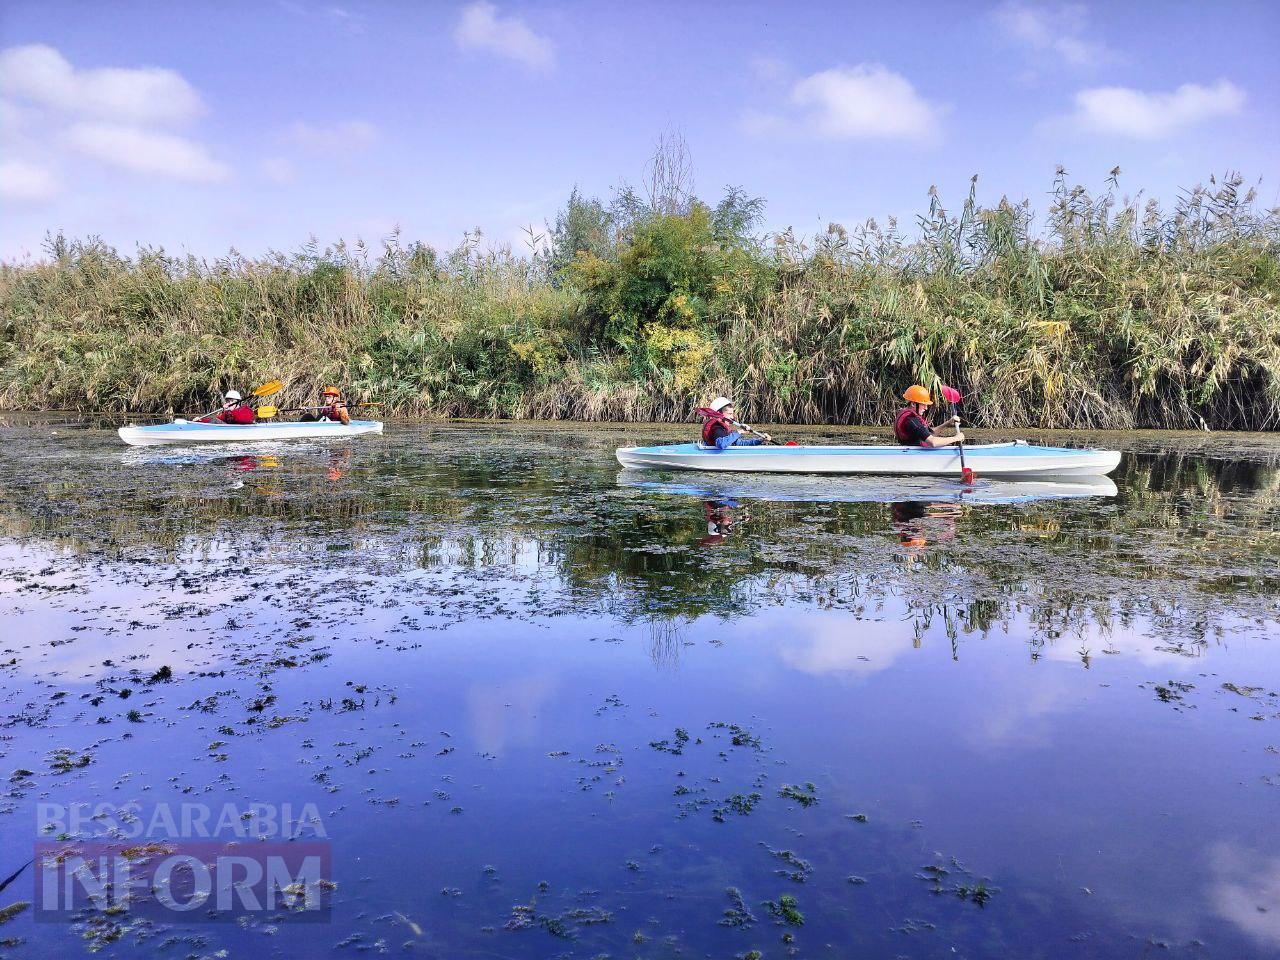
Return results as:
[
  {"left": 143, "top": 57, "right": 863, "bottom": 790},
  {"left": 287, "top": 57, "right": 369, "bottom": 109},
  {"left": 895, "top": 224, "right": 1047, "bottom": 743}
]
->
[
  {"left": 891, "top": 500, "right": 960, "bottom": 550},
  {"left": 697, "top": 498, "right": 748, "bottom": 547},
  {"left": 894, "top": 385, "right": 965, "bottom": 448},
  {"left": 328, "top": 448, "right": 353, "bottom": 481}
]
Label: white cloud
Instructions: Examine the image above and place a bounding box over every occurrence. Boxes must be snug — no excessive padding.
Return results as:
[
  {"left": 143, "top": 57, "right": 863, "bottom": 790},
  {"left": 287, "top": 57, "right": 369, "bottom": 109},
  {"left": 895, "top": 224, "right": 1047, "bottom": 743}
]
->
[
  {"left": 0, "top": 160, "right": 60, "bottom": 202},
  {"left": 776, "top": 64, "right": 939, "bottom": 141},
  {"left": 454, "top": 2, "right": 553, "bottom": 71},
  {"left": 0, "top": 43, "right": 203, "bottom": 125},
  {"left": 66, "top": 123, "right": 229, "bottom": 183},
  {"left": 1209, "top": 843, "right": 1280, "bottom": 947},
  {"left": 286, "top": 120, "right": 378, "bottom": 153},
  {"left": 0, "top": 96, "right": 29, "bottom": 131},
  {"left": 261, "top": 157, "right": 297, "bottom": 185},
  {"left": 1068, "top": 80, "right": 1245, "bottom": 138},
  {"left": 993, "top": 2, "right": 1114, "bottom": 67},
  {"left": 323, "top": 5, "right": 366, "bottom": 34}
]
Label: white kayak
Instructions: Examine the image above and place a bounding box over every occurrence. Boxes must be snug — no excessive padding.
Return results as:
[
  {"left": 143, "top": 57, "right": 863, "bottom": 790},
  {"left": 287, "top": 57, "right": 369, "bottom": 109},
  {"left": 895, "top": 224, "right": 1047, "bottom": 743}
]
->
[
  {"left": 118, "top": 418, "right": 384, "bottom": 447},
  {"left": 615, "top": 440, "right": 1121, "bottom": 478}
]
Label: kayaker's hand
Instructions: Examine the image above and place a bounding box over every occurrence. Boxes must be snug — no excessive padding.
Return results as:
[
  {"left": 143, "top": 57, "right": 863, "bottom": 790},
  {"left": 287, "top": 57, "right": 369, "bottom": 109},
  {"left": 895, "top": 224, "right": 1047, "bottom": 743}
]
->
[
  {"left": 760, "top": 432, "right": 772, "bottom": 443},
  {"left": 954, "top": 430, "right": 966, "bottom": 443}
]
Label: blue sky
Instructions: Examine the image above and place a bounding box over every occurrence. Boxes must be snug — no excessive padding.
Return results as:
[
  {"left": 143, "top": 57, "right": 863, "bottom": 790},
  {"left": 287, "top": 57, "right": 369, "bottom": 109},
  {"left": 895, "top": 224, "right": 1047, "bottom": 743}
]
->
[{"left": 1, "top": 0, "right": 1277, "bottom": 261}]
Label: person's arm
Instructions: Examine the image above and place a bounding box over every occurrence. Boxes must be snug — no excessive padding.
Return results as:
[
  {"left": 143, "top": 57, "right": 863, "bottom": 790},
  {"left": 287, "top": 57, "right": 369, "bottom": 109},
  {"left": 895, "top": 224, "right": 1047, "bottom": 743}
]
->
[
  {"left": 714, "top": 431, "right": 742, "bottom": 450},
  {"left": 337, "top": 404, "right": 351, "bottom": 425},
  {"left": 923, "top": 417, "right": 964, "bottom": 447}
]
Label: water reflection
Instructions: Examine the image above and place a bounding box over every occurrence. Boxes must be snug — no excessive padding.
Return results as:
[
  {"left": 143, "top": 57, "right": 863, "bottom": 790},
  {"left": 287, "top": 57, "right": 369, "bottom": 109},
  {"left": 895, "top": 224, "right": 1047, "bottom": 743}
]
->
[
  {"left": 698, "top": 498, "right": 749, "bottom": 547},
  {"left": 1, "top": 425, "right": 1277, "bottom": 641},
  {"left": 890, "top": 499, "right": 960, "bottom": 553},
  {"left": 618, "top": 469, "right": 1120, "bottom": 504}
]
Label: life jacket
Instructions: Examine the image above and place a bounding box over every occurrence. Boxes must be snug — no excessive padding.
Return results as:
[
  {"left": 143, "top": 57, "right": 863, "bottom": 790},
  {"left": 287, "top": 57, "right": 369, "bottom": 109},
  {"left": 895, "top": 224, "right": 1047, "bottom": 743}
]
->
[
  {"left": 894, "top": 407, "right": 928, "bottom": 446},
  {"left": 702, "top": 415, "right": 731, "bottom": 446},
  {"left": 210, "top": 406, "right": 255, "bottom": 425}
]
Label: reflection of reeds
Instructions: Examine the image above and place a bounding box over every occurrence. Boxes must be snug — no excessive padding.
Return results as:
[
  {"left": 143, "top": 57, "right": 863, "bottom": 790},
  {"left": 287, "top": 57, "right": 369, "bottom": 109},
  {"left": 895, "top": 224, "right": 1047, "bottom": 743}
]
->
[
  {"left": 1, "top": 440, "right": 1276, "bottom": 647},
  {"left": 2, "top": 171, "right": 1276, "bottom": 430},
  {"left": 646, "top": 617, "right": 686, "bottom": 670}
]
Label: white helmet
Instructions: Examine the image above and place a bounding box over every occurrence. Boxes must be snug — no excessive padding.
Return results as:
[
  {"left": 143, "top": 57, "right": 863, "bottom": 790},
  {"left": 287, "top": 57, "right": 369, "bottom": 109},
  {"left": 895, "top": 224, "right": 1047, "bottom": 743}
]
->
[
  {"left": 709, "top": 396, "right": 733, "bottom": 412},
  {"left": 224, "top": 390, "right": 243, "bottom": 401}
]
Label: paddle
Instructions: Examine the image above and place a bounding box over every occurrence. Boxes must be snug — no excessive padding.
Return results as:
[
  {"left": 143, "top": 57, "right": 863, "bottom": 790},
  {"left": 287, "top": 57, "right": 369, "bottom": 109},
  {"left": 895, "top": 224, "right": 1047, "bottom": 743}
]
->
[
  {"left": 189, "top": 380, "right": 282, "bottom": 422},
  {"left": 938, "top": 382, "right": 975, "bottom": 483},
  {"left": 265, "top": 401, "right": 381, "bottom": 416}
]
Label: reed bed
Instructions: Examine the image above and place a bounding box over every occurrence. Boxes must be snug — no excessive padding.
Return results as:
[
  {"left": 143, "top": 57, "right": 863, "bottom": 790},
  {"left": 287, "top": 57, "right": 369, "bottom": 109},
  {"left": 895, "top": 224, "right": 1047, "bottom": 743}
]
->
[{"left": 2, "top": 170, "right": 1277, "bottom": 429}]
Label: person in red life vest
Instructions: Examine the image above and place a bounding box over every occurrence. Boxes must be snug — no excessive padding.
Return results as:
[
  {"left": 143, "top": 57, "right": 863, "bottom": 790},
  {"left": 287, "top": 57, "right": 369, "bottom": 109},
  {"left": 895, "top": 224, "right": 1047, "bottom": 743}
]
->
[
  {"left": 702, "top": 397, "right": 771, "bottom": 449},
  {"left": 301, "top": 386, "right": 351, "bottom": 425},
  {"left": 894, "top": 385, "right": 965, "bottom": 447},
  {"left": 199, "top": 390, "right": 255, "bottom": 425}
]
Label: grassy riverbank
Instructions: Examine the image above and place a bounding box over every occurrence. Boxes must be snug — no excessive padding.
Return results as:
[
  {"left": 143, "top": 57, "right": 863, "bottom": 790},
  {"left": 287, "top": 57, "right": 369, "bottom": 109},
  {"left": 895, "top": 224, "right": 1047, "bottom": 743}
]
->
[{"left": 2, "top": 170, "right": 1278, "bottom": 429}]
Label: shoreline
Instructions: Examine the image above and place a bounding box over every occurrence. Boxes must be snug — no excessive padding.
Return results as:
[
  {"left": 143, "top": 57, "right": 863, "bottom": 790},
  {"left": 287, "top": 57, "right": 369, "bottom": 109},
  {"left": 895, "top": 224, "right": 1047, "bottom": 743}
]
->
[{"left": 2, "top": 409, "right": 1277, "bottom": 443}]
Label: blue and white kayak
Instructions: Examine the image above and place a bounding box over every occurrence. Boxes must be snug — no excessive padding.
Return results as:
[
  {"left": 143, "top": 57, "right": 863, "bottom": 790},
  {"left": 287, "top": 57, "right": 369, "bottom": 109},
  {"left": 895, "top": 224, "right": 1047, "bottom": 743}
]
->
[
  {"left": 118, "top": 418, "right": 384, "bottom": 447},
  {"left": 615, "top": 440, "right": 1121, "bottom": 478}
]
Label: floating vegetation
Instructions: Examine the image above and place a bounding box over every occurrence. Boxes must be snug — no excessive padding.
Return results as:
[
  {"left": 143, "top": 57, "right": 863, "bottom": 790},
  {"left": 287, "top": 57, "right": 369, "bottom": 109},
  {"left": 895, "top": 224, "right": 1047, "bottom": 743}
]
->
[
  {"left": 48, "top": 748, "right": 93, "bottom": 774},
  {"left": 503, "top": 901, "right": 612, "bottom": 939},
  {"left": 763, "top": 894, "right": 804, "bottom": 926},
  {"left": 778, "top": 782, "right": 818, "bottom": 808},
  {"left": 1151, "top": 680, "right": 1196, "bottom": 704},
  {"left": 0, "top": 901, "right": 29, "bottom": 924},
  {"left": 709, "top": 721, "right": 762, "bottom": 750},
  {"left": 713, "top": 791, "right": 763, "bottom": 822},
  {"left": 917, "top": 858, "right": 999, "bottom": 907},
  {"left": 762, "top": 845, "right": 812, "bottom": 883},
  {"left": 719, "top": 887, "right": 757, "bottom": 928},
  {"left": 649, "top": 727, "right": 691, "bottom": 755}
]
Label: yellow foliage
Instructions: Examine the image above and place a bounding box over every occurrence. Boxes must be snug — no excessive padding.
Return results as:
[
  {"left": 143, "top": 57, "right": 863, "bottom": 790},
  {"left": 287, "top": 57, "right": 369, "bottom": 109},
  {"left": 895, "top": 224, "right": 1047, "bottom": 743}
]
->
[{"left": 645, "top": 324, "right": 715, "bottom": 391}]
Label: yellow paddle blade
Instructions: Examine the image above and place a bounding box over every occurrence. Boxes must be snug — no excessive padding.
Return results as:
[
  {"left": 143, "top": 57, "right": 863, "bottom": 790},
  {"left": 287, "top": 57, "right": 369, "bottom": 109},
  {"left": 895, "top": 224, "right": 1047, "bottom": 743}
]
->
[
  {"left": 253, "top": 379, "right": 283, "bottom": 398},
  {"left": 256, "top": 405, "right": 277, "bottom": 419}
]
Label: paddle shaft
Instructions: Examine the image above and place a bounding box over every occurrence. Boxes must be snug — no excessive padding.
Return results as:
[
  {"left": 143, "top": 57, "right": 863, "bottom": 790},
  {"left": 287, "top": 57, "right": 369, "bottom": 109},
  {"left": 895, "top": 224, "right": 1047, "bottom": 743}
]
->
[
  {"left": 727, "top": 418, "right": 774, "bottom": 444},
  {"left": 946, "top": 399, "right": 972, "bottom": 479},
  {"left": 272, "top": 402, "right": 377, "bottom": 413},
  {"left": 934, "top": 378, "right": 971, "bottom": 479}
]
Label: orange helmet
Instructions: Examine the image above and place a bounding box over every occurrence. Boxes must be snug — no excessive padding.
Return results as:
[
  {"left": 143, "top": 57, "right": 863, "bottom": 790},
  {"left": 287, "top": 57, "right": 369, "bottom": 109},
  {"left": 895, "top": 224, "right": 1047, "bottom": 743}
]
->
[
  {"left": 903, "top": 385, "right": 932, "bottom": 405},
  {"left": 322, "top": 386, "right": 341, "bottom": 397}
]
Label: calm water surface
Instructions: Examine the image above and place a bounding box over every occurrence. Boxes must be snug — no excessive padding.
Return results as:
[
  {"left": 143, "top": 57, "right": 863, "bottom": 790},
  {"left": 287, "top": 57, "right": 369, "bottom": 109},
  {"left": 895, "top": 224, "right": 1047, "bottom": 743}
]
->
[{"left": 0, "top": 419, "right": 1278, "bottom": 959}]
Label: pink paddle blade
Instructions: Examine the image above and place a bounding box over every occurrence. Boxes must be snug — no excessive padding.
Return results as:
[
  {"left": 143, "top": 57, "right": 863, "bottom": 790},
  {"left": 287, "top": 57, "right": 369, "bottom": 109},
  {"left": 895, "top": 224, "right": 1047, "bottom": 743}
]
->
[{"left": 939, "top": 385, "right": 963, "bottom": 404}]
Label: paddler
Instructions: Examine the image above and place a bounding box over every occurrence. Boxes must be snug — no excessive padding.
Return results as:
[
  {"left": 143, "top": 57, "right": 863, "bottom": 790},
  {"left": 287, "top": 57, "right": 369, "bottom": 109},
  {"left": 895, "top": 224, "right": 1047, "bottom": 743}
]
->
[
  {"left": 894, "top": 385, "right": 965, "bottom": 448},
  {"left": 702, "top": 397, "right": 771, "bottom": 449},
  {"left": 199, "top": 390, "right": 256, "bottom": 425},
  {"left": 301, "top": 386, "right": 351, "bottom": 425}
]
